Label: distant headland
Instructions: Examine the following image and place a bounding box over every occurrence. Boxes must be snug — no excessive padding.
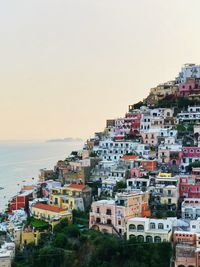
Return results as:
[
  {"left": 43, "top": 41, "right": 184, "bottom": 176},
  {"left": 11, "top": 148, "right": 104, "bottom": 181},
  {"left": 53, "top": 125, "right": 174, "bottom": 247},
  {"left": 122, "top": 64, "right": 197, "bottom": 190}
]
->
[{"left": 46, "top": 137, "right": 83, "bottom": 143}]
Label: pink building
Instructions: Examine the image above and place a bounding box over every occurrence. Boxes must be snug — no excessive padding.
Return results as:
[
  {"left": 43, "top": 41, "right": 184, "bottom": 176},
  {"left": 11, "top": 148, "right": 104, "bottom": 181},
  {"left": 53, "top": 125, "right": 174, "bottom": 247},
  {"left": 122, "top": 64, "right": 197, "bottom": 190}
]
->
[
  {"left": 158, "top": 144, "right": 182, "bottom": 165},
  {"left": 183, "top": 147, "right": 200, "bottom": 158},
  {"left": 179, "top": 174, "right": 200, "bottom": 199},
  {"left": 89, "top": 191, "right": 151, "bottom": 236},
  {"left": 113, "top": 113, "right": 141, "bottom": 140},
  {"left": 141, "top": 131, "right": 159, "bottom": 147},
  {"left": 130, "top": 167, "right": 147, "bottom": 178},
  {"left": 177, "top": 77, "right": 200, "bottom": 97},
  {"left": 181, "top": 147, "right": 200, "bottom": 172}
]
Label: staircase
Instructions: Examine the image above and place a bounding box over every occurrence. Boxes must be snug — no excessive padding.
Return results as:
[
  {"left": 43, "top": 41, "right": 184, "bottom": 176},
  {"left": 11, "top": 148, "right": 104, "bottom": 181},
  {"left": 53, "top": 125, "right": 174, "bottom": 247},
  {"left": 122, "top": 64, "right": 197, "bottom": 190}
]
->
[{"left": 111, "top": 223, "right": 123, "bottom": 239}]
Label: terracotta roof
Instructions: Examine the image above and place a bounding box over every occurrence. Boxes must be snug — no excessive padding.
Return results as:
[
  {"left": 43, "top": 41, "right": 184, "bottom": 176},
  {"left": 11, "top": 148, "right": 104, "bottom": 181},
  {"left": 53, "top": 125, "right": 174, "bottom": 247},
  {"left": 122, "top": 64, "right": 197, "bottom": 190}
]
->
[
  {"left": 33, "top": 203, "right": 65, "bottom": 213},
  {"left": 67, "top": 184, "right": 86, "bottom": 190},
  {"left": 122, "top": 155, "right": 137, "bottom": 160}
]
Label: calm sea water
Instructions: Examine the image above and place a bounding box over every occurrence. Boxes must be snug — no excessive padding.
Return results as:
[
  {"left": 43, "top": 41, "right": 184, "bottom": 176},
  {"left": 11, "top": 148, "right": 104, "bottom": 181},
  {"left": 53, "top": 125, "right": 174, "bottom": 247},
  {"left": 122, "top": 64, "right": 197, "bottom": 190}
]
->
[{"left": 0, "top": 140, "right": 83, "bottom": 212}]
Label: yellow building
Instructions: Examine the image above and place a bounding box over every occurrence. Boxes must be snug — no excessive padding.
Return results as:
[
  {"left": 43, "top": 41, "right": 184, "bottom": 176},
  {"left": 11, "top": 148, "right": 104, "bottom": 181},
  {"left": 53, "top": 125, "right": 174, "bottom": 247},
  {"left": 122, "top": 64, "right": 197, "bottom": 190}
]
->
[
  {"left": 50, "top": 194, "right": 84, "bottom": 211},
  {"left": 150, "top": 82, "right": 178, "bottom": 101},
  {"left": 158, "top": 172, "right": 172, "bottom": 178},
  {"left": 50, "top": 184, "right": 92, "bottom": 211},
  {"left": 21, "top": 226, "right": 46, "bottom": 247},
  {"left": 31, "top": 203, "right": 72, "bottom": 226}
]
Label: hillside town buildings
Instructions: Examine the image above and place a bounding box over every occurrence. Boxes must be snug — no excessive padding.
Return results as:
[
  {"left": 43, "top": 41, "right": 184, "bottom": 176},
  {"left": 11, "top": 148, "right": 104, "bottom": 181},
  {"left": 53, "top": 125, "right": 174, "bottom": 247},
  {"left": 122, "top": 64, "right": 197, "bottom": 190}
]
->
[{"left": 3, "top": 63, "right": 200, "bottom": 266}]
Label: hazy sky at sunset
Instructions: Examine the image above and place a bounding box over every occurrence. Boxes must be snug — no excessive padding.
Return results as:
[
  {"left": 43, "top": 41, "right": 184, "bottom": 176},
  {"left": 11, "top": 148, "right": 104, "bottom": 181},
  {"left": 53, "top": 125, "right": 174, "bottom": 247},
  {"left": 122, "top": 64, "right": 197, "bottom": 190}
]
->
[{"left": 1, "top": 0, "right": 200, "bottom": 140}]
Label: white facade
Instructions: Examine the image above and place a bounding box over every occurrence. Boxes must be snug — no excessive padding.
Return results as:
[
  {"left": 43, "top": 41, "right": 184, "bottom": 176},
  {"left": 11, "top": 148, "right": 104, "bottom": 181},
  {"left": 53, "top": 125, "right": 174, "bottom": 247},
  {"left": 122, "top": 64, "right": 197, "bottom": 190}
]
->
[
  {"left": 190, "top": 218, "right": 200, "bottom": 233},
  {"left": 127, "top": 178, "right": 150, "bottom": 190},
  {"left": 93, "top": 139, "right": 150, "bottom": 161},
  {"left": 127, "top": 217, "right": 177, "bottom": 242},
  {"left": 176, "top": 63, "right": 200, "bottom": 84},
  {"left": 153, "top": 184, "right": 179, "bottom": 207},
  {"left": 182, "top": 198, "right": 200, "bottom": 219},
  {"left": 177, "top": 106, "right": 200, "bottom": 123},
  {"left": 0, "top": 242, "right": 15, "bottom": 267},
  {"left": 140, "top": 114, "right": 151, "bottom": 131}
]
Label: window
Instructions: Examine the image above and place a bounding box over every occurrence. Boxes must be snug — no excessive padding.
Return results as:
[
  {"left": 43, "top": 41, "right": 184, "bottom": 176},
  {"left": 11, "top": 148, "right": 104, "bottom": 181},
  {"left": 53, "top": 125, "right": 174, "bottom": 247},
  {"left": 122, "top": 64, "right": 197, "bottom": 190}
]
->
[
  {"left": 158, "top": 223, "right": 164, "bottom": 229},
  {"left": 96, "top": 218, "right": 101, "bottom": 223},
  {"left": 154, "top": 236, "right": 161, "bottom": 243},
  {"left": 137, "top": 224, "right": 144, "bottom": 231},
  {"left": 107, "top": 219, "right": 112, "bottom": 225},
  {"left": 118, "top": 220, "right": 121, "bottom": 225},
  {"left": 97, "top": 207, "right": 100, "bottom": 213},
  {"left": 137, "top": 235, "right": 144, "bottom": 242},
  {"left": 168, "top": 190, "right": 172, "bottom": 196},
  {"left": 150, "top": 223, "right": 155, "bottom": 229},
  {"left": 129, "top": 224, "right": 136, "bottom": 231},
  {"left": 106, "top": 209, "right": 112, "bottom": 215},
  {"left": 146, "top": 236, "right": 153, "bottom": 243}
]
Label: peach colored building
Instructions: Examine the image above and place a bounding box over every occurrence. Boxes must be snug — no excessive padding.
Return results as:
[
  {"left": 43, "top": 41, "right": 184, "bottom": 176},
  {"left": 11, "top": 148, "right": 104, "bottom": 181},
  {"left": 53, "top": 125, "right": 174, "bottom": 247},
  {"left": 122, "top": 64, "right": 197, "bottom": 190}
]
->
[
  {"left": 173, "top": 231, "right": 197, "bottom": 267},
  {"left": 89, "top": 190, "right": 151, "bottom": 236}
]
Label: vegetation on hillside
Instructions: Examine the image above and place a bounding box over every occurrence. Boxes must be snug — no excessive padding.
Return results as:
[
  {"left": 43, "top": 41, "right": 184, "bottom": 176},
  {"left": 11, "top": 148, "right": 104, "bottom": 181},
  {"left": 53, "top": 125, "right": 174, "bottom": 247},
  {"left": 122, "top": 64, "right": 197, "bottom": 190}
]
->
[{"left": 13, "top": 219, "right": 172, "bottom": 267}]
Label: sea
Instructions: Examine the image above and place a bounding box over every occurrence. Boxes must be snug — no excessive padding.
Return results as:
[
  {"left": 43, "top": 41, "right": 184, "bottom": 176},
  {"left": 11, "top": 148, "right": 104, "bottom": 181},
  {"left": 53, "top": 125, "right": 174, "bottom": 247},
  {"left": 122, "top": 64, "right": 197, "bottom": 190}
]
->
[{"left": 0, "top": 140, "right": 83, "bottom": 212}]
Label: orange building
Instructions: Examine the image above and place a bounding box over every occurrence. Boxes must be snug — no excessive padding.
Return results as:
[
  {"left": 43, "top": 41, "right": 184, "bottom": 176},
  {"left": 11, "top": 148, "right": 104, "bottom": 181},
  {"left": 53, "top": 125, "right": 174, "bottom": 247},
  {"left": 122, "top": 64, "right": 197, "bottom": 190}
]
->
[{"left": 134, "top": 159, "right": 157, "bottom": 171}]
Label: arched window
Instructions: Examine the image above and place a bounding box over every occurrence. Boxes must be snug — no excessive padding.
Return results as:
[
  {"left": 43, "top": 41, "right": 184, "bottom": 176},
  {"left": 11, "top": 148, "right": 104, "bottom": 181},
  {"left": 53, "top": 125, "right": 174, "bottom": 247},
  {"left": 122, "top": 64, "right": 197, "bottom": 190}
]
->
[
  {"left": 150, "top": 223, "right": 156, "bottom": 229},
  {"left": 178, "top": 265, "right": 185, "bottom": 267},
  {"left": 172, "top": 160, "right": 176, "bottom": 166},
  {"left": 129, "top": 224, "right": 136, "bottom": 231},
  {"left": 158, "top": 223, "right": 164, "bottom": 230},
  {"left": 146, "top": 236, "right": 153, "bottom": 243},
  {"left": 129, "top": 234, "right": 136, "bottom": 239},
  {"left": 96, "top": 218, "right": 101, "bottom": 223},
  {"left": 137, "top": 235, "right": 144, "bottom": 242},
  {"left": 137, "top": 225, "right": 144, "bottom": 231},
  {"left": 154, "top": 236, "right": 161, "bottom": 243}
]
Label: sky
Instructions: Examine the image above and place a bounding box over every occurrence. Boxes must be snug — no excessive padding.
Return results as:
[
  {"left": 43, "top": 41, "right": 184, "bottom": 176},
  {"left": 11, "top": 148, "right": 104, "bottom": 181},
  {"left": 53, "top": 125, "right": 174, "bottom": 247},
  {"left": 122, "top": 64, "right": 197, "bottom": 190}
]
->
[{"left": 0, "top": 0, "right": 200, "bottom": 140}]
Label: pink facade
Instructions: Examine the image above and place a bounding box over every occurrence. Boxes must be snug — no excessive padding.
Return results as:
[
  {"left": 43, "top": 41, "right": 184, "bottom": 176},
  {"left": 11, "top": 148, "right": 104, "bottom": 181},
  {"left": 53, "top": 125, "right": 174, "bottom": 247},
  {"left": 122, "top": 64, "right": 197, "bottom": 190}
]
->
[
  {"left": 169, "top": 151, "right": 183, "bottom": 167},
  {"left": 183, "top": 147, "right": 200, "bottom": 158},
  {"left": 130, "top": 168, "right": 147, "bottom": 178},
  {"left": 177, "top": 78, "right": 200, "bottom": 97},
  {"left": 179, "top": 175, "right": 200, "bottom": 198},
  {"left": 113, "top": 113, "right": 141, "bottom": 139},
  {"left": 141, "top": 132, "right": 158, "bottom": 147},
  {"left": 89, "top": 192, "right": 151, "bottom": 236}
]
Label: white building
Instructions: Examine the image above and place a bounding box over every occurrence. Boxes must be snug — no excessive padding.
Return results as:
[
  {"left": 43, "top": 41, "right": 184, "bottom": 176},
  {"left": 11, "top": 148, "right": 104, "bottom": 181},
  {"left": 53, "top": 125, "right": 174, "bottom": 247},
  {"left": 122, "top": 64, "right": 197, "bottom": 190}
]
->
[
  {"left": 182, "top": 198, "right": 200, "bottom": 219},
  {"left": 127, "top": 177, "right": 150, "bottom": 190},
  {"left": 127, "top": 217, "right": 178, "bottom": 242},
  {"left": 177, "top": 106, "right": 200, "bottom": 123},
  {"left": 176, "top": 63, "right": 200, "bottom": 84},
  {"left": 152, "top": 184, "right": 179, "bottom": 208},
  {"left": 93, "top": 139, "right": 150, "bottom": 161},
  {"left": 190, "top": 218, "right": 200, "bottom": 233},
  {"left": 0, "top": 242, "right": 15, "bottom": 267}
]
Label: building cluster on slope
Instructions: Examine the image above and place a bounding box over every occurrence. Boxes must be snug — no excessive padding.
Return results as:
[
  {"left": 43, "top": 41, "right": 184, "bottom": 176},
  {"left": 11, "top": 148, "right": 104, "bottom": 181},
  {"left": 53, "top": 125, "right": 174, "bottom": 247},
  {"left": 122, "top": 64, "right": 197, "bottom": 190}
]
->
[{"left": 2, "top": 63, "right": 200, "bottom": 267}]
